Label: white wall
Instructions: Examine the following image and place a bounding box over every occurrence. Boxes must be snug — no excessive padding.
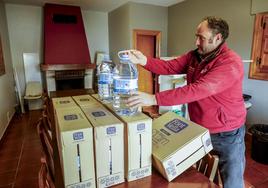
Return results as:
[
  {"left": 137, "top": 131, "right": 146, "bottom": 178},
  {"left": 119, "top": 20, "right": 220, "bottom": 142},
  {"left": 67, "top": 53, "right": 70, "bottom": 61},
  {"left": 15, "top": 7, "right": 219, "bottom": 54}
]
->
[
  {"left": 5, "top": 4, "right": 109, "bottom": 97},
  {"left": 0, "top": 1, "right": 16, "bottom": 139},
  {"left": 108, "top": 2, "right": 168, "bottom": 62},
  {"left": 5, "top": 4, "right": 43, "bottom": 99},
  {"left": 82, "top": 10, "right": 109, "bottom": 60},
  {"left": 129, "top": 2, "right": 168, "bottom": 56},
  {"left": 108, "top": 3, "right": 131, "bottom": 62}
]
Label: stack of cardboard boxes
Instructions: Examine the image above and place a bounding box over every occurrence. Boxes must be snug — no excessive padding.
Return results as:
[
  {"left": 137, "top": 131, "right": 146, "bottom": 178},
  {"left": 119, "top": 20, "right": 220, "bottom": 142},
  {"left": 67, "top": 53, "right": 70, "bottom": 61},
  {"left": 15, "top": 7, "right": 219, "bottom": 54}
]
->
[
  {"left": 92, "top": 94, "right": 153, "bottom": 182},
  {"left": 52, "top": 94, "right": 213, "bottom": 187},
  {"left": 73, "top": 95, "right": 125, "bottom": 187},
  {"left": 52, "top": 97, "right": 96, "bottom": 188}
]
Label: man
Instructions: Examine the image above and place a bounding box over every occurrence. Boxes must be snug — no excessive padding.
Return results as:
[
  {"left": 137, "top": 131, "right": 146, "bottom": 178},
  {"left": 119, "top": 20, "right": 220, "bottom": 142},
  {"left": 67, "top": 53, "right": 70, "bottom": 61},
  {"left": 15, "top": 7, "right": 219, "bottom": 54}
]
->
[{"left": 127, "top": 16, "right": 246, "bottom": 188}]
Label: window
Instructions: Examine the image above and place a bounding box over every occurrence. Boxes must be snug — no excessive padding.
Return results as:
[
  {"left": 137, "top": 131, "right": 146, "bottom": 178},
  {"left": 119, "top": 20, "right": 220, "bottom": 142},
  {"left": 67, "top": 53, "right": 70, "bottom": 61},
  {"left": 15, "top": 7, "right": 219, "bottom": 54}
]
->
[{"left": 250, "top": 12, "right": 268, "bottom": 80}]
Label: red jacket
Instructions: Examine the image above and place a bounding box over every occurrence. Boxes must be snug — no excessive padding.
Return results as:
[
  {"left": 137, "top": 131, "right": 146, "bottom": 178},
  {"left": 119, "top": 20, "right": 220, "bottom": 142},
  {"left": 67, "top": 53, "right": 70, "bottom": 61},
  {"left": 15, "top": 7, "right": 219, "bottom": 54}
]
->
[{"left": 145, "top": 43, "right": 246, "bottom": 133}]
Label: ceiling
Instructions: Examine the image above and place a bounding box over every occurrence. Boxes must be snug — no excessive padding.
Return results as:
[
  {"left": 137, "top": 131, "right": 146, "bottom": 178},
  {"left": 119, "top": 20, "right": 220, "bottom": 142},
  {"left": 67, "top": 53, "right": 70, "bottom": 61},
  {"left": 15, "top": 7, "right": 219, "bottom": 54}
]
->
[{"left": 2, "top": 0, "right": 185, "bottom": 12}]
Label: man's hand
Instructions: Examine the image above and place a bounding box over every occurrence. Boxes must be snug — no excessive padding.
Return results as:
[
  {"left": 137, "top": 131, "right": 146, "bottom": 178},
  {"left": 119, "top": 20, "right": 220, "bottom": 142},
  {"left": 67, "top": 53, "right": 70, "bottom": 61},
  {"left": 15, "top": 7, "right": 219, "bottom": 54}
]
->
[
  {"left": 128, "top": 50, "right": 147, "bottom": 66},
  {"left": 127, "top": 91, "right": 157, "bottom": 108}
]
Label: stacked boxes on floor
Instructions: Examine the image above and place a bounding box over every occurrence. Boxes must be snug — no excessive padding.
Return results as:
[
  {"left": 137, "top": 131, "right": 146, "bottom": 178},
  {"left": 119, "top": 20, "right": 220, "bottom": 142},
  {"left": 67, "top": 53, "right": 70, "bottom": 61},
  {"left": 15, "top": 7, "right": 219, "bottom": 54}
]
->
[
  {"left": 92, "top": 94, "right": 152, "bottom": 182},
  {"left": 52, "top": 97, "right": 95, "bottom": 188},
  {"left": 152, "top": 111, "right": 213, "bottom": 181},
  {"left": 73, "top": 95, "right": 125, "bottom": 188}
]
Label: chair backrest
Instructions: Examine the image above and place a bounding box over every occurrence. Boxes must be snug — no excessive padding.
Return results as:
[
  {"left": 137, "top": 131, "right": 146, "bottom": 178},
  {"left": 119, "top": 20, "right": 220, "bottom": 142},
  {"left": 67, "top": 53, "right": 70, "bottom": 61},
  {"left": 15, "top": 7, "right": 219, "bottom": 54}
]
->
[
  {"left": 42, "top": 93, "right": 53, "bottom": 130},
  {"left": 37, "top": 116, "right": 54, "bottom": 180},
  {"left": 196, "top": 153, "right": 219, "bottom": 182},
  {"left": 42, "top": 110, "right": 52, "bottom": 132},
  {"left": 39, "top": 157, "right": 55, "bottom": 188}
]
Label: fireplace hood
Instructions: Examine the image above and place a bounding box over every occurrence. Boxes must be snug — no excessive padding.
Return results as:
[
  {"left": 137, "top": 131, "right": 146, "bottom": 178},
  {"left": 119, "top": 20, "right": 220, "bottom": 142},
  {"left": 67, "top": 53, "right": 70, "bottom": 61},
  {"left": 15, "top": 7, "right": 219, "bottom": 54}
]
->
[
  {"left": 42, "top": 3, "right": 95, "bottom": 70},
  {"left": 41, "top": 3, "right": 95, "bottom": 94}
]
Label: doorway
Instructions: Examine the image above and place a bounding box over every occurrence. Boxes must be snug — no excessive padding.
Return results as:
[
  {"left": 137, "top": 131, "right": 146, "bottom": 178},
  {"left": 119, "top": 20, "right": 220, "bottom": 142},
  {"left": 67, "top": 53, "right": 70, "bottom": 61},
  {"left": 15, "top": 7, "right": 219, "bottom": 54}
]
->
[{"left": 133, "top": 29, "right": 161, "bottom": 94}]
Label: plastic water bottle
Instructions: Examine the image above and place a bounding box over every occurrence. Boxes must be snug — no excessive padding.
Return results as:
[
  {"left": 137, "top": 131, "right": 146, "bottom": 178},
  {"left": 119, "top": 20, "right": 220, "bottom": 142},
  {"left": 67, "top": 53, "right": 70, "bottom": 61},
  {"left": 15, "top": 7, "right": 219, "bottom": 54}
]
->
[
  {"left": 113, "top": 51, "right": 138, "bottom": 115},
  {"left": 97, "top": 55, "right": 114, "bottom": 101}
]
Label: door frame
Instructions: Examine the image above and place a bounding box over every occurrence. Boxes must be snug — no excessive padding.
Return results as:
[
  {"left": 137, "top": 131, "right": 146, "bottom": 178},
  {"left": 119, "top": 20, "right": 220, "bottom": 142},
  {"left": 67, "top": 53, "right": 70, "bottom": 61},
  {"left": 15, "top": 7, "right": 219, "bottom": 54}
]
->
[
  {"left": 132, "top": 29, "right": 161, "bottom": 58},
  {"left": 133, "top": 29, "right": 161, "bottom": 94}
]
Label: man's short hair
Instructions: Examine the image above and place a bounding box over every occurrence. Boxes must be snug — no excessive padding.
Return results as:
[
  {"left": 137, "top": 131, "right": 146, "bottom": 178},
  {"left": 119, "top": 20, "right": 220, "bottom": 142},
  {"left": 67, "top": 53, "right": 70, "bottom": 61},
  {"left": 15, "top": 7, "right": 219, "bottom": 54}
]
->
[{"left": 202, "top": 16, "right": 229, "bottom": 41}]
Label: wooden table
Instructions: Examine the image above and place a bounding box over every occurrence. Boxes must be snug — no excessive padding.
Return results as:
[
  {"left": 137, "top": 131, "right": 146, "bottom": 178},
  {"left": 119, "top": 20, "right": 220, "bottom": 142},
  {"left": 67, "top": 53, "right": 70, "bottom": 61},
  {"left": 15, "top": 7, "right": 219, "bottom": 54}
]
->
[
  {"left": 50, "top": 89, "right": 219, "bottom": 188},
  {"left": 111, "top": 169, "right": 219, "bottom": 188}
]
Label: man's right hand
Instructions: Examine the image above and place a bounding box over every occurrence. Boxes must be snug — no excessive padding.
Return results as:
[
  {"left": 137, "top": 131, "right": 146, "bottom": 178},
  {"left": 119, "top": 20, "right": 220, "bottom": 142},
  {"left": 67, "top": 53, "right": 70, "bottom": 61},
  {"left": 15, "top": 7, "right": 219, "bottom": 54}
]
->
[{"left": 128, "top": 50, "right": 147, "bottom": 66}]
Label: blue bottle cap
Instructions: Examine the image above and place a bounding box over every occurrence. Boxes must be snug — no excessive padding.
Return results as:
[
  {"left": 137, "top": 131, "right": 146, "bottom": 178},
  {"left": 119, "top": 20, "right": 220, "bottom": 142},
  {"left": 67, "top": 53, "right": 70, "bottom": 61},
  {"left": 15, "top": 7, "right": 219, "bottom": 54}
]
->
[{"left": 120, "top": 54, "right": 130, "bottom": 61}]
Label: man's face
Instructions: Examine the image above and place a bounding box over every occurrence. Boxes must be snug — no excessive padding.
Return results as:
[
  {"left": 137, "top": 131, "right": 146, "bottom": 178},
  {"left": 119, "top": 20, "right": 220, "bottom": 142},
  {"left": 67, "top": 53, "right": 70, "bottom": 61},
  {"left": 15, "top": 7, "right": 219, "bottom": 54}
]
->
[{"left": 195, "top": 21, "right": 222, "bottom": 55}]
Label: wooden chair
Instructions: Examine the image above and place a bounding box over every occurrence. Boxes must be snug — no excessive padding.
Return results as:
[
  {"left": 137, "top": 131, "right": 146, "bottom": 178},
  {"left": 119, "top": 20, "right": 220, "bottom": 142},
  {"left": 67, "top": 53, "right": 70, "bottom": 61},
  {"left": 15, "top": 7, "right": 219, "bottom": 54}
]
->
[
  {"left": 195, "top": 153, "right": 219, "bottom": 182},
  {"left": 42, "top": 92, "right": 53, "bottom": 130},
  {"left": 39, "top": 157, "right": 55, "bottom": 188},
  {"left": 37, "top": 116, "right": 54, "bottom": 180},
  {"left": 41, "top": 110, "right": 53, "bottom": 133},
  {"left": 197, "top": 154, "right": 255, "bottom": 188}
]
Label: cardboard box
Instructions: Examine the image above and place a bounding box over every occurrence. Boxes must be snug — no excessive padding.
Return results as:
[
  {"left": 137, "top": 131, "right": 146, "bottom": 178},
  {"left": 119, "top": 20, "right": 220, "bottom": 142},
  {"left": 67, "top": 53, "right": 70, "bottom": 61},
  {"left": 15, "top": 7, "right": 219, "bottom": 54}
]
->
[
  {"left": 92, "top": 94, "right": 152, "bottom": 182},
  {"left": 52, "top": 96, "right": 77, "bottom": 109},
  {"left": 72, "top": 95, "right": 100, "bottom": 107},
  {"left": 152, "top": 111, "right": 213, "bottom": 182},
  {"left": 55, "top": 107, "right": 96, "bottom": 188},
  {"left": 52, "top": 97, "right": 80, "bottom": 157},
  {"left": 116, "top": 111, "right": 152, "bottom": 182},
  {"left": 81, "top": 105, "right": 124, "bottom": 188}
]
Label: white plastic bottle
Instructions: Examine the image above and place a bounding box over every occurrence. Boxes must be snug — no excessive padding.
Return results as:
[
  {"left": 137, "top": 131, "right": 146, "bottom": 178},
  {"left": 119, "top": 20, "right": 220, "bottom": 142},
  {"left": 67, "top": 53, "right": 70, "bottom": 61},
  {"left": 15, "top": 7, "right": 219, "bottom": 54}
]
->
[
  {"left": 113, "top": 51, "right": 138, "bottom": 115},
  {"left": 97, "top": 55, "right": 114, "bottom": 101}
]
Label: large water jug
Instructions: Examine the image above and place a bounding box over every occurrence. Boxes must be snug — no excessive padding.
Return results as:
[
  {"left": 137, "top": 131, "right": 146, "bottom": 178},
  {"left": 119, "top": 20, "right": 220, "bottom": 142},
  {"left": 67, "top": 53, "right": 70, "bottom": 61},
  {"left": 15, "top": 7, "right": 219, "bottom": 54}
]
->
[
  {"left": 97, "top": 55, "right": 115, "bottom": 101},
  {"left": 113, "top": 51, "right": 138, "bottom": 115}
]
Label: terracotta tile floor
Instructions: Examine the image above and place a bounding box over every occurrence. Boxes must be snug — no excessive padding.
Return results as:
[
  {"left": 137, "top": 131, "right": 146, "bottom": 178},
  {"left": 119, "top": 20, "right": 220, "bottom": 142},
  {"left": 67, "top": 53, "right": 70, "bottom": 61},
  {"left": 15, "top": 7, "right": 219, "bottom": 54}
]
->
[{"left": 0, "top": 110, "right": 268, "bottom": 187}]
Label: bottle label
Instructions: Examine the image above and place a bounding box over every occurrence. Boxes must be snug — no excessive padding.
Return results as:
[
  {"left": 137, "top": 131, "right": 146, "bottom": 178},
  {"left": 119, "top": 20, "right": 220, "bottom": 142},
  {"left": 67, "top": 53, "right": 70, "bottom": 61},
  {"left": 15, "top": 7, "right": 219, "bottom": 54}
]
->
[
  {"left": 98, "top": 83, "right": 109, "bottom": 92},
  {"left": 98, "top": 73, "right": 113, "bottom": 84},
  {"left": 113, "top": 78, "right": 138, "bottom": 94}
]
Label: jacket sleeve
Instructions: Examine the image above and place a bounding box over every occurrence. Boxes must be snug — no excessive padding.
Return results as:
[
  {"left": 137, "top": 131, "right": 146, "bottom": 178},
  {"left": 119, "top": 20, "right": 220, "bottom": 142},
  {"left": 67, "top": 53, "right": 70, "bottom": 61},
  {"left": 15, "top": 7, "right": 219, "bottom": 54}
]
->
[
  {"left": 156, "top": 53, "right": 244, "bottom": 106},
  {"left": 144, "top": 52, "right": 191, "bottom": 75}
]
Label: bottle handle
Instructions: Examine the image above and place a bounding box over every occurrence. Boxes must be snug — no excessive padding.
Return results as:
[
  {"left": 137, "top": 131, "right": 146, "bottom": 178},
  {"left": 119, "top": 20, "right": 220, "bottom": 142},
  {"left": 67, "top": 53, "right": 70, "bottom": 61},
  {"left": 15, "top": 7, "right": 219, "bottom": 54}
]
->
[{"left": 118, "top": 50, "right": 129, "bottom": 59}]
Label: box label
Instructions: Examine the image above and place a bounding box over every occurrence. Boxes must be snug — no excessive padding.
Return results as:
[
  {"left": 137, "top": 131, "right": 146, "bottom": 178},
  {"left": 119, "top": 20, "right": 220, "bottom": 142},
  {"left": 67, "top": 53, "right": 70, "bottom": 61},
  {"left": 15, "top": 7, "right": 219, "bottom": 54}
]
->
[
  {"left": 64, "top": 114, "right": 78, "bottom": 121},
  {"left": 164, "top": 118, "right": 188, "bottom": 133},
  {"left": 98, "top": 173, "right": 122, "bottom": 187},
  {"left": 129, "top": 166, "right": 151, "bottom": 180},
  {"left": 152, "top": 129, "right": 169, "bottom": 146},
  {"left": 137, "top": 123, "right": 145, "bottom": 131},
  {"left": 106, "top": 127, "right": 116, "bottom": 135},
  {"left": 165, "top": 160, "right": 177, "bottom": 178},
  {"left": 59, "top": 100, "right": 70, "bottom": 104},
  {"left": 67, "top": 179, "right": 94, "bottom": 188},
  {"left": 80, "top": 98, "right": 90, "bottom": 101},
  {"left": 201, "top": 131, "right": 213, "bottom": 153},
  {"left": 73, "top": 132, "right": 84, "bottom": 141},
  {"left": 91, "top": 111, "right": 106, "bottom": 117}
]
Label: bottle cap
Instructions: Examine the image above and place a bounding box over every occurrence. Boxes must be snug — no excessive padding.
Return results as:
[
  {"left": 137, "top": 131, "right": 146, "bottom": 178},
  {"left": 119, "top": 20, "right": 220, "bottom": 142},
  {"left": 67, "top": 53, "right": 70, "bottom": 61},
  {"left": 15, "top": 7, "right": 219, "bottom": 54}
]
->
[
  {"left": 120, "top": 54, "right": 129, "bottom": 60},
  {"left": 118, "top": 50, "right": 130, "bottom": 61}
]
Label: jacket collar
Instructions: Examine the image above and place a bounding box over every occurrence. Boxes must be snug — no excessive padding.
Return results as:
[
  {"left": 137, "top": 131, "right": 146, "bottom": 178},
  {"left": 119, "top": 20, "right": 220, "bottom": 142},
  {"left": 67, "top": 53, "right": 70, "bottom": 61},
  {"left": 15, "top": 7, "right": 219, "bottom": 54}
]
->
[{"left": 194, "top": 42, "right": 227, "bottom": 63}]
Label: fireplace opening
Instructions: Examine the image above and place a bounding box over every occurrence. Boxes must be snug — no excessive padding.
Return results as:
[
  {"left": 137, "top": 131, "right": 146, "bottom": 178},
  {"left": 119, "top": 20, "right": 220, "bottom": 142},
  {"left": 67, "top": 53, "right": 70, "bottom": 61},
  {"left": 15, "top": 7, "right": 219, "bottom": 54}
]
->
[
  {"left": 55, "top": 70, "right": 85, "bottom": 91},
  {"left": 56, "top": 78, "right": 84, "bottom": 90}
]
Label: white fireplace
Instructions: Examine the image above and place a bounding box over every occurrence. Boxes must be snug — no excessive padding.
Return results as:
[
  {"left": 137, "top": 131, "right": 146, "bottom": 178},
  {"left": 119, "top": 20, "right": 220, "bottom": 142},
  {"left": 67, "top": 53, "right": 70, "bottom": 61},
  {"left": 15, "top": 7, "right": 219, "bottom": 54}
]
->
[{"left": 42, "top": 64, "right": 95, "bottom": 96}]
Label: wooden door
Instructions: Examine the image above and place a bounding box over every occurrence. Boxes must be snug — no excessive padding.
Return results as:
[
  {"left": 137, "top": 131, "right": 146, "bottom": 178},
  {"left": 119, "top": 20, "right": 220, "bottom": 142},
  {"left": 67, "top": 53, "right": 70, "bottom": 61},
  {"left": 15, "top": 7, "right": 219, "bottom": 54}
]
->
[{"left": 133, "top": 30, "right": 161, "bottom": 94}]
